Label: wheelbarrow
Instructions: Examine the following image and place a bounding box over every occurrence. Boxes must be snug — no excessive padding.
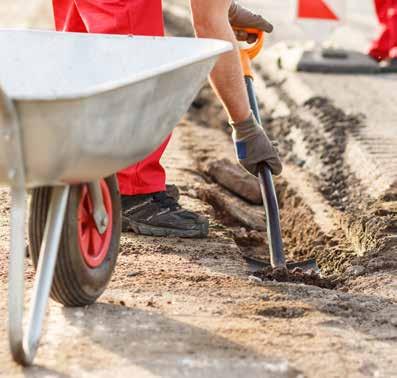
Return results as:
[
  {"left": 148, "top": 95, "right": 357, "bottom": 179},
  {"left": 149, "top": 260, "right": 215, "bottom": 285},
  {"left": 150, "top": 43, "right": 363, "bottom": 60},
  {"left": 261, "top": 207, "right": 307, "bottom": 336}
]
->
[{"left": 0, "top": 29, "right": 231, "bottom": 365}]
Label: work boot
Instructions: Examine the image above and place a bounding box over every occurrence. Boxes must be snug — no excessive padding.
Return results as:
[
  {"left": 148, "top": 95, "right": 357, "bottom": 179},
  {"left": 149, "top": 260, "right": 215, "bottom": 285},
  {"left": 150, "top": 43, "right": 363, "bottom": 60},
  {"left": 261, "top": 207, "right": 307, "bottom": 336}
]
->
[{"left": 121, "top": 190, "right": 209, "bottom": 238}]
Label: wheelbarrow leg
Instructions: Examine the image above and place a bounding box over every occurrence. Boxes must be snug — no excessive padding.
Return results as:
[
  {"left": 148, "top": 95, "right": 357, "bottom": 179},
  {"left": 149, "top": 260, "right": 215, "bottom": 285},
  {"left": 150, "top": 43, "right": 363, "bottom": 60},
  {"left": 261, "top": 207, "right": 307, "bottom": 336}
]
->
[
  {"left": 8, "top": 185, "right": 70, "bottom": 365},
  {"left": 8, "top": 186, "right": 27, "bottom": 364},
  {"left": 2, "top": 85, "right": 71, "bottom": 365}
]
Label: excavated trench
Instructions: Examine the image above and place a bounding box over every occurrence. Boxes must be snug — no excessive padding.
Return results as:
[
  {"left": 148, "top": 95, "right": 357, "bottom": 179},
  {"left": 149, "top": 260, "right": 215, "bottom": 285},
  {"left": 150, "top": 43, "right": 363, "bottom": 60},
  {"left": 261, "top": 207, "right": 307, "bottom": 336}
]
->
[
  {"left": 184, "top": 86, "right": 358, "bottom": 289},
  {"left": 160, "top": 11, "right": 372, "bottom": 288},
  {"left": 199, "top": 174, "right": 348, "bottom": 289},
  {"left": 255, "top": 69, "right": 397, "bottom": 273},
  {"left": 163, "top": 9, "right": 396, "bottom": 289},
  {"left": 183, "top": 82, "right": 394, "bottom": 290}
]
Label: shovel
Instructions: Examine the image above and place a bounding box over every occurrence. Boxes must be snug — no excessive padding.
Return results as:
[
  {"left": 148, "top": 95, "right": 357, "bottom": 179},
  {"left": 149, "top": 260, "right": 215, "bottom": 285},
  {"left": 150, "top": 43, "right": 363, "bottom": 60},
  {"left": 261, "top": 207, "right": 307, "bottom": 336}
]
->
[{"left": 236, "top": 28, "right": 319, "bottom": 273}]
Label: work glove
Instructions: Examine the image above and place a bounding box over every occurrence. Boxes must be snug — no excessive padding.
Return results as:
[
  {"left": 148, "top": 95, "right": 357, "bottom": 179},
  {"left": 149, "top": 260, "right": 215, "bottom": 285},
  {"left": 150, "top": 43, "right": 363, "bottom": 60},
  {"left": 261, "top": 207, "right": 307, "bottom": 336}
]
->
[
  {"left": 231, "top": 113, "right": 282, "bottom": 176},
  {"left": 229, "top": 1, "right": 273, "bottom": 44}
]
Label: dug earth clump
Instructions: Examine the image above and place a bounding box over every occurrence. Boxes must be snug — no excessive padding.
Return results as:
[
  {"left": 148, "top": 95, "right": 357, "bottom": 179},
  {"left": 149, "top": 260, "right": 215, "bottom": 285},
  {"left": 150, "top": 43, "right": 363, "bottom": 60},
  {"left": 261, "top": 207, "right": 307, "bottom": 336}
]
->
[{"left": 253, "top": 266, "right": 339, "bottom": 290}]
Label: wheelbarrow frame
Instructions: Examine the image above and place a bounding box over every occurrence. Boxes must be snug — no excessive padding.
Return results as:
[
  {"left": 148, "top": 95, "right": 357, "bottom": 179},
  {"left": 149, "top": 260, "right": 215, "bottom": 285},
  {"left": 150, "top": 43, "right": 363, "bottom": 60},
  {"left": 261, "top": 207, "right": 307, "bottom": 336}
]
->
[
  {"left": 0, "top": 31, "right": 232, "bottom": 365},
  {"left": 2, "top": 78, "right": 173, "bottom": 365},
  {"left": 2, "top": 68, "right": 206, "bottom": 365}
]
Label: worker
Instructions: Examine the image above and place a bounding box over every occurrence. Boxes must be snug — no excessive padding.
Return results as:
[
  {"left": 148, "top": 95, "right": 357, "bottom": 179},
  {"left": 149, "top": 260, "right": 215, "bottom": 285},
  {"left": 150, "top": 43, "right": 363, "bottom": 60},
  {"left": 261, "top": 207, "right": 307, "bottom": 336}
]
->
[
  {"left": 369, "top": 0, "right": 397, "bottom": 64},
  {"left": 52, "top": 0, "right": 282, "bottom": 238}
]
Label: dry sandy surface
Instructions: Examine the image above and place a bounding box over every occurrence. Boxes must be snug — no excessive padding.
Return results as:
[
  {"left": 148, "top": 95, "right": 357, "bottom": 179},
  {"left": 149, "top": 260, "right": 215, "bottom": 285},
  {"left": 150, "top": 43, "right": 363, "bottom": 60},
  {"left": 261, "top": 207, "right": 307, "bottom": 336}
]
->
[
  {"left": 1, "top": 120, "right": 396, "bottom": 377},
  {"left": 1, "top": 2, "right": 397, "bottom": 378}
]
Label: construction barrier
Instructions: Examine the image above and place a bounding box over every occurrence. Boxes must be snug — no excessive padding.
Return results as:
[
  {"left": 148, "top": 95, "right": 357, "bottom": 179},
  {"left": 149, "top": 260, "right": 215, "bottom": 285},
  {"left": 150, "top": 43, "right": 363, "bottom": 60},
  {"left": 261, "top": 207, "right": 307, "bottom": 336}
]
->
[{"left": 294, "top": 0, "right": 346, "bottom": 43}]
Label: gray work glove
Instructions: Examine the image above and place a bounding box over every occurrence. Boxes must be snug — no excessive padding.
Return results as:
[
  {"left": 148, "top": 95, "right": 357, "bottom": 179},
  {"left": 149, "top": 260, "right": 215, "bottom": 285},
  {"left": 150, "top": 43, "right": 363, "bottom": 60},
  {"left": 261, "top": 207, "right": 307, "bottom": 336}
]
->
[
  {"left": 231, "top": 113, "right": 282, "bottom": 176},
  {"left": 229, "top": 1, "right": 273, "bottom": 44}
]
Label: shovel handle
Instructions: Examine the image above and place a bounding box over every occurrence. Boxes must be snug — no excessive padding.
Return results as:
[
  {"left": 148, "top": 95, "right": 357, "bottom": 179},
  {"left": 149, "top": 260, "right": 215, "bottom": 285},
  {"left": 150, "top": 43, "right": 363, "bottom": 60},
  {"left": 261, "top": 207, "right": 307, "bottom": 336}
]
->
[
  {"left": 245, "top": 77, "right": 285, "bottom": 268},
  {"left": 233, "top": 28, "right": 264, "bottom": 78},
  {"left": 234, "top": 28, "right": 264, "bottom": 59},
  {"left": 235, "top": 28, "right": 286, "bottom": 269}
]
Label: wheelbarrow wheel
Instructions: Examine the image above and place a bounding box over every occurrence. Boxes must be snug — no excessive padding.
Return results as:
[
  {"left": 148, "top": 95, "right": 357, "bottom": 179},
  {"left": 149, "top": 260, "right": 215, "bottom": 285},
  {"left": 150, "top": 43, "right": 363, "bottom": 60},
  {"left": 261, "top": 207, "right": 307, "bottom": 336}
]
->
[{"left": 28, "top": 176, "right": 121, "bottom": 307}]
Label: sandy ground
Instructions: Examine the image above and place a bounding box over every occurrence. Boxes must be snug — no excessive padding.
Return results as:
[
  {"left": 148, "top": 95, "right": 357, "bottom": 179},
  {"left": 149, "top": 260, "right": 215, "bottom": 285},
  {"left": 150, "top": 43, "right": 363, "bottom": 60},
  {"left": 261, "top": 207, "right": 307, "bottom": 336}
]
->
[
  {"left": 1, "top": 2, "right": 397, "bottom": 378},
  {"left": 1, "top": 119, "right": 397, "bottom": 377}
]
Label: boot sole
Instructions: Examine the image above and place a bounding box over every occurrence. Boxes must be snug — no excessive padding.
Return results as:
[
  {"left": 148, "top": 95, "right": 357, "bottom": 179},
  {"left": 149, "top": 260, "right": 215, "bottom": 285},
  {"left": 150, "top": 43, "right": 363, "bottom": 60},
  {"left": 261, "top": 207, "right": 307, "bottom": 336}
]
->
[{"left": 122, "top": 217, "right": 209, "bottom": 238}]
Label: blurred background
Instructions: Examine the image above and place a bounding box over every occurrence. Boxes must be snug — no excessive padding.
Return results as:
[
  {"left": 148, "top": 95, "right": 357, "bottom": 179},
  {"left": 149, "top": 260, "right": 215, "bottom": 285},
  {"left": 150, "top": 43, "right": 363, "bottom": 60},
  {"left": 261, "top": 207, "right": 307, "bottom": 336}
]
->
[
  {"left": 240, "top": 0, "right": 378, "bottom": 50},
  {"left": 1, "top": 1, "right": 380, "bottom": 52}
]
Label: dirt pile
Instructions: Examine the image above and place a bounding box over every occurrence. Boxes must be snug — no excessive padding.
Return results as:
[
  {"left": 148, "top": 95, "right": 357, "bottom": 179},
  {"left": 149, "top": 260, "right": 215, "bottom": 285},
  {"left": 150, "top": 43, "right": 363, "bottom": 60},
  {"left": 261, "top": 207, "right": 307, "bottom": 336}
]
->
[
  {"left": 181, "top": 93, "right": 351, "bottom": 279},
  {"left": 183, "top": 81, "right": 396, "bottom": 282},
  {"left": 253, "top": 266, "right": 338, "bottom": 289}
]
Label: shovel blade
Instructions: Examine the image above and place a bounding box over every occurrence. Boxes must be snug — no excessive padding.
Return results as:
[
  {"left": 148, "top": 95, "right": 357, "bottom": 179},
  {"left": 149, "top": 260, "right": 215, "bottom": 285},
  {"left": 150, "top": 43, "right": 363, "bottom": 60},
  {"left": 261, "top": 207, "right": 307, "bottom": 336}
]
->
[{"left": 244, "top": 255, "right": 320, "bottom": 274}]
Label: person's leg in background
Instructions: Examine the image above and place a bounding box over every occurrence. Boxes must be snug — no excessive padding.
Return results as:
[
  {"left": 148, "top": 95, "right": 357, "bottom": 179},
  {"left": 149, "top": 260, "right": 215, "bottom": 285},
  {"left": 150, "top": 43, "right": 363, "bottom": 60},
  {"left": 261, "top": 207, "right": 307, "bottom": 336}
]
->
[
  {"left": 369, "top": 0, "right": 397, "bottom": 62},
  {"left": 369, "top": 0, "right": 390, "bottom": 61},
  {"left": 386, "top": 0, "right": 397, "bottom": 60},
  {"left": 52, "top": 0, "right": 208, "bottom": 238}
]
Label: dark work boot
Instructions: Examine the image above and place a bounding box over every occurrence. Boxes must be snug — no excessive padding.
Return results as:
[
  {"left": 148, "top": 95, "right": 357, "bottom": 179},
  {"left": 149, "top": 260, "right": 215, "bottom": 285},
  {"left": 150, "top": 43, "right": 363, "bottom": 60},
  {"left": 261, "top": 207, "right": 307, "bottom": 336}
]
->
[{"left": 121, "top": 191, "right": 209, "bottom": 238}]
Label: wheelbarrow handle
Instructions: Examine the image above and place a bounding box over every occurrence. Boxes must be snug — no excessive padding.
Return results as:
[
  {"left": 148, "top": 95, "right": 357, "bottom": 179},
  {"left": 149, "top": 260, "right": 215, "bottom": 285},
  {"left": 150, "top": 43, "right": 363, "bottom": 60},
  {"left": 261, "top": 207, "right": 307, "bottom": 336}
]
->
[{"left": 235, "top": 28, "right": 286, "bottom": 268}]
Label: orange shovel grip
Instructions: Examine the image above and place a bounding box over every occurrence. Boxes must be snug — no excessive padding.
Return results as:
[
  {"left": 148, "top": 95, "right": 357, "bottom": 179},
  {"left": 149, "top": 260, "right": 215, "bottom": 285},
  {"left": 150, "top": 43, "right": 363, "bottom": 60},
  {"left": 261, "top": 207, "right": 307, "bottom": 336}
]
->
[{"left": 233, "top": 27, "right": 264, "bottom": 78}]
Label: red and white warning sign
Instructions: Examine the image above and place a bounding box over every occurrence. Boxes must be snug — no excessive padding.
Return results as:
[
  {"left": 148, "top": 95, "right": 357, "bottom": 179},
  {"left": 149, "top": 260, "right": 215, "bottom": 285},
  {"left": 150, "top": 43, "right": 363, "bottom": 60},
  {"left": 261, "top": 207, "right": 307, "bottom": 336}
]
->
[
  {"left": 294, "top": 0, "right": 346, "bottom": 43},
  {"left": 297, "top": 0, "right": 345, "bottom": 21}
]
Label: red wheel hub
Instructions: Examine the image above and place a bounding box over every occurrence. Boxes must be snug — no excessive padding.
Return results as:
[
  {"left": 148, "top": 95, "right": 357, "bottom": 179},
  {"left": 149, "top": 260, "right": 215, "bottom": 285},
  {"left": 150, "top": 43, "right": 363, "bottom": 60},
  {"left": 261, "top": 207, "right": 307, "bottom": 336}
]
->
[{"left": 78, "top": 180, "right": 113, "bottom": 268}]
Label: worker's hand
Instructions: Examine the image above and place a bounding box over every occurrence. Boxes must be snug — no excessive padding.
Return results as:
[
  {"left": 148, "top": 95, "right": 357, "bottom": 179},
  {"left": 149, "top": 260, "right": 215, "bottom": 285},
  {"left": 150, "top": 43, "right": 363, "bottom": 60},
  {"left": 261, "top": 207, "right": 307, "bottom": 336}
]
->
[
  {"left": 231, "top": 113, "right": 282, "bottom": 176},
  {"left": 229, "top": 1, "right": 273, "bottom": 44}
]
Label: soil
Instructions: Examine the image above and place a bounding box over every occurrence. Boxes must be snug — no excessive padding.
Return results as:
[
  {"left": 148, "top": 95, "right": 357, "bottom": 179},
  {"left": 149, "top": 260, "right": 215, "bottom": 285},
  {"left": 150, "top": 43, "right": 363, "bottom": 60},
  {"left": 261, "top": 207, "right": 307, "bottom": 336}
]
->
[
  {"left": 253, "top": 267, "right": 338, "bottom": 290},
  {"left": 188, "top": 84, "right": 365, "bottom": 277},
  {"left": 0, "top": 2, "right": 397, "bottom": 378}
]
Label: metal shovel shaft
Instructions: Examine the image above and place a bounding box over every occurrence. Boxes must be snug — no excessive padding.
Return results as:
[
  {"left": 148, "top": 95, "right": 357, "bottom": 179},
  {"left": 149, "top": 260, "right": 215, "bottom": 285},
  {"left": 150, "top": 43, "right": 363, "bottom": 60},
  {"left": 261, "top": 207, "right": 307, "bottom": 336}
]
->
[{"left": 244, "top": 76, "right": 286, "bottom": 268}]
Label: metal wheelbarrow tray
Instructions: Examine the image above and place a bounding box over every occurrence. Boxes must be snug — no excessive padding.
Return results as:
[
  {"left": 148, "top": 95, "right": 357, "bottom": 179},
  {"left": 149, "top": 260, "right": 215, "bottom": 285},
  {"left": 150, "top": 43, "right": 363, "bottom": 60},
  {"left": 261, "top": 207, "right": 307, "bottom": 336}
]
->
[{"left": 0, "top": 29, "right": 231, "bottom": 365}]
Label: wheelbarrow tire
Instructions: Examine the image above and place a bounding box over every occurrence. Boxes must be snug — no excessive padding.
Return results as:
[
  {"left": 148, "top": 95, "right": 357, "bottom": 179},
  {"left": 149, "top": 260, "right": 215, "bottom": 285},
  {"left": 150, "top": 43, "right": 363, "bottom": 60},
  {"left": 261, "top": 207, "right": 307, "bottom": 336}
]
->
[{"left": 28, "top": 176, "right": 121, "bottom": 307}]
